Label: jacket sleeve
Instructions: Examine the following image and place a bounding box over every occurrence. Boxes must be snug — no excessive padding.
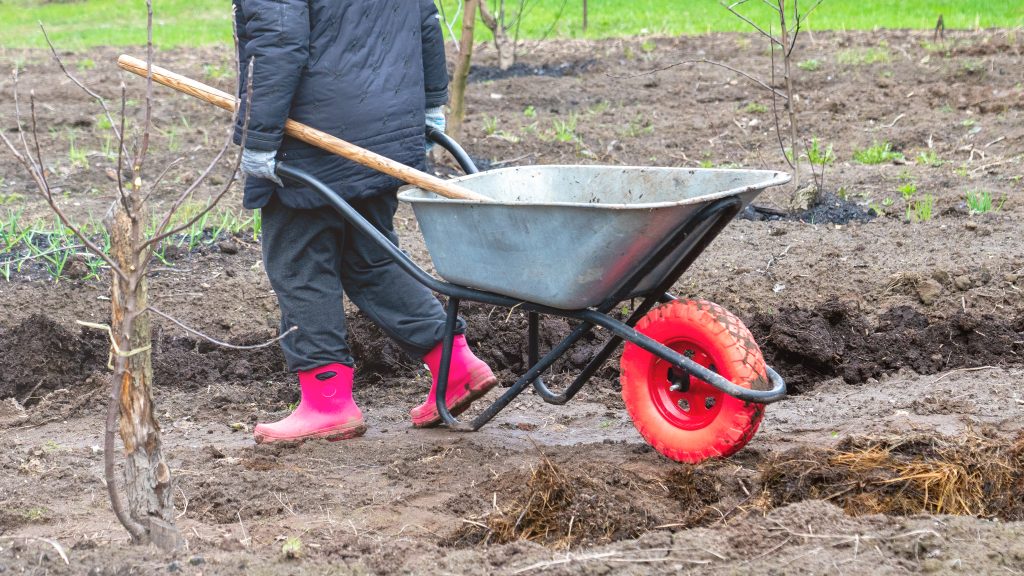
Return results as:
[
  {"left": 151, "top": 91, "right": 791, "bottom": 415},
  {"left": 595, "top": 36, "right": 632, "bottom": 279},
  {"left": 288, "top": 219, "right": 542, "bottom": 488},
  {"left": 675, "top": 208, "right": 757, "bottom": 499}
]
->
[
  {"left": 233, "top": 0, "right": 310, "bottom": 151},
  {"left": 420, "top": 0, "right": 449, "bottom": 108}
]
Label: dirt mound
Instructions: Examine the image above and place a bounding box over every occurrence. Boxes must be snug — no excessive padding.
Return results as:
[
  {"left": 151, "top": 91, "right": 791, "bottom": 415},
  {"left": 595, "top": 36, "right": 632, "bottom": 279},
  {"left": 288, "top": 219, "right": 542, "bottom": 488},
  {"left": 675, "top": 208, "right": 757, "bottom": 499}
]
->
[
  {"left": 153, "top": 334, "right": 288, "bottom": 391},
  {"left": 761, "top": 431, "right": 1024, "bottom": 520},
  {"left": 750, "top": 300, "right": 1024, "bottom": 390},
  {"left": 445, "top": 449, "right": 722, "bottom": 549},
  {"left": 743, "top": 192, "right": 877, "bottom": 225},
  {"left": 0, "top": 314, "right": 107, "bottom": 404}
]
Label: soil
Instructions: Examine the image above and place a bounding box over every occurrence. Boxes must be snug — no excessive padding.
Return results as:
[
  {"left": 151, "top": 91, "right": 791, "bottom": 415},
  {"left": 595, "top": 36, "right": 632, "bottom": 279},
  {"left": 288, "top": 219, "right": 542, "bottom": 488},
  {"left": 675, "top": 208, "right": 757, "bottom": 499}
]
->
[{"left": 2, "top": 29, "right": 1024, "bottom": 575}]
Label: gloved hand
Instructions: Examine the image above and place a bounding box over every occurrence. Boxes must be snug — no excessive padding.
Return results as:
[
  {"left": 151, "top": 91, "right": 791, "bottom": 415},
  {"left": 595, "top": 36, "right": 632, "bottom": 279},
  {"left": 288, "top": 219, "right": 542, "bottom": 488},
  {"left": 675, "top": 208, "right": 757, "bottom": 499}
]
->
[
  {"left": 240, "top": 148, "right": 283, "bottom": 186},
  {"left": 424, "top": 106, "right": 446, "bottom": 152}
]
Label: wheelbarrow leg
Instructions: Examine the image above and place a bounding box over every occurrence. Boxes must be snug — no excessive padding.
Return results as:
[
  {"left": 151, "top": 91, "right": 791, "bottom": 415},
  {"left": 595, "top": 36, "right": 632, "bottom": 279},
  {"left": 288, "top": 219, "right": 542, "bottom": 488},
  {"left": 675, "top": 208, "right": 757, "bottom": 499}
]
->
[{"left": 434, "top": 297, "right": 464, "bottom": 428}]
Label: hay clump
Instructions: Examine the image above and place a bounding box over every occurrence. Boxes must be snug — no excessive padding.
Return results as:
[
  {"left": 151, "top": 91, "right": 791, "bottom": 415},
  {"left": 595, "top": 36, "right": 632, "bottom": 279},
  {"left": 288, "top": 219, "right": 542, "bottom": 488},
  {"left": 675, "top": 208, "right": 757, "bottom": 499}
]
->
[
  {"left": 446, "top": 451, "right": 720, "bottom": 549},
  {"left": 761, "top": 431, "right": 1024, "bottom": 519}
]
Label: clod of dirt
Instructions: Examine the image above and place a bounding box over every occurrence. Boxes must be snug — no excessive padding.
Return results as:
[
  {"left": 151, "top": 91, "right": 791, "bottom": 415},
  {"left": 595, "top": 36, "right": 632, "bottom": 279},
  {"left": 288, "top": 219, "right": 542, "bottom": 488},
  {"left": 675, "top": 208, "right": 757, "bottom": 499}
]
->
[
  {"left": 445, "top": 451, "right": 721, "bottom": 549},
  {"left": 750, "top": 300, "right": 1024, "bottom": 390},
  {"left": 760, "top": 431, "right": 1024, "bottom": 520}
]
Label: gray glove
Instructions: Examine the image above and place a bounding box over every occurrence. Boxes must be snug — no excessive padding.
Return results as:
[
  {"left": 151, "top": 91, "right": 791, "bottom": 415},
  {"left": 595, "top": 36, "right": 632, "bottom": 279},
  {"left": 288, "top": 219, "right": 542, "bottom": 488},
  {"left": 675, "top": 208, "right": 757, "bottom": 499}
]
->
[
  {"left": 241, "top": 148, "right": 283, "bottom": 186},
  {"left": 425, "top": 106, "right": 446, "bottom": 152}
]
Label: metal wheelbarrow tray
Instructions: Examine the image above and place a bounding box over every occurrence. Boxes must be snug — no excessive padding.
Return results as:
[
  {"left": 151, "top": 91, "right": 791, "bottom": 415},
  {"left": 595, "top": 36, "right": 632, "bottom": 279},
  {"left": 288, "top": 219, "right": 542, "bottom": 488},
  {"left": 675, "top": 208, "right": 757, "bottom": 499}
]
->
[
  {"left": 399, "top": 165, "right": 789, "bottom": 310},
  {"left": 277, "top": 133, "right": 790, "bottom": 465}
]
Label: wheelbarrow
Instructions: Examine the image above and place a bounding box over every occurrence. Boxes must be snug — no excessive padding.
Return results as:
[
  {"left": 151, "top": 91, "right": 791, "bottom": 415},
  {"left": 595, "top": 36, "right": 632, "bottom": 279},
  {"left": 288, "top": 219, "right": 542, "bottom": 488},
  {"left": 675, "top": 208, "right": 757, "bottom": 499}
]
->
[
  {"left": 276, "top": 131, "right": 790, "bottom": 464},
  {"left": 118, "top": 55, "right": 790, "bottom": 464}
]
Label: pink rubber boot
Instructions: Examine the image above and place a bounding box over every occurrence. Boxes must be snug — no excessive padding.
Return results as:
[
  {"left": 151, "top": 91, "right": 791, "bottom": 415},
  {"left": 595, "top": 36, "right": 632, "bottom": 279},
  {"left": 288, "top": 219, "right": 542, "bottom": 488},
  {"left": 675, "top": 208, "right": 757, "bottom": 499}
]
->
[
  {"left": 254, "top": 363, "right": 366, "bottom": 444},
  {"left": 410, "top": 335, "right": 498, "bottom": 427}
]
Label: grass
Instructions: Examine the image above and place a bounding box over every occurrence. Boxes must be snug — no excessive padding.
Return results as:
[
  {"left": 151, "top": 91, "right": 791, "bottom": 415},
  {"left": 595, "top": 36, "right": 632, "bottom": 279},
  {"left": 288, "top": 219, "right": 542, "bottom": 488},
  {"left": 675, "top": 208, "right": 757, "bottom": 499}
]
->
[
  {"left": 836, "top": 44, "right": 892, "bottom": 65},
  {"left": 0, "top": 1, "right": 1021, "bottom": 49},
  {"left": 965, "top": 190, "right": 1004, "bottom": 214},
  {"left": 853, "top": 142, "right": 905, "bottom": 165},
  {"left": 1, "top": 206, "right": 262, "bottom": 282}
]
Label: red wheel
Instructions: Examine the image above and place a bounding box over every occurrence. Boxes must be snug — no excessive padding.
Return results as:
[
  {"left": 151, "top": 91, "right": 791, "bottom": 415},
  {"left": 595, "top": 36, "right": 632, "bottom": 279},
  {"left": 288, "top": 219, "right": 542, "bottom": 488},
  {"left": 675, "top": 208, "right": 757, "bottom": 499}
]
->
[{"left": 620, "top": 299, "right": 768, "bottom": 464}]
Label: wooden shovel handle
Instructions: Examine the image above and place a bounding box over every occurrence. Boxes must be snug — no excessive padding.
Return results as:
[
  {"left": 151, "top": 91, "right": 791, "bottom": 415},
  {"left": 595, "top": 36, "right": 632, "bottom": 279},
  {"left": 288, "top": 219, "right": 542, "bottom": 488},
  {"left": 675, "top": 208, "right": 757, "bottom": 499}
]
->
[{"left": 116, "top": 54, "right": 489, "bottom": 202}]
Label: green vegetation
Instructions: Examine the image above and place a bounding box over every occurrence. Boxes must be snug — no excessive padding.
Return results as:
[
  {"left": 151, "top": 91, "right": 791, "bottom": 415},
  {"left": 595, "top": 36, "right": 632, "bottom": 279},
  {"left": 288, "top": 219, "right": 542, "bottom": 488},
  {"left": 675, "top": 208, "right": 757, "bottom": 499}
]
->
[
  {"left": 1, "top": 0, "right": 1021, "bottom": 49},
  {"left": 805, "top": 137, "right": 835, "bottom": 166},
  {"left": 916, "top": 150, "right": 943, "bottom": 167},
  {"left": 909, "top": 195, "right": 935, "bottom": 222},
  {"left": 965, "top": 190, "right": 1004, "bottom": 214},
  {"left": 836, "top": 44, "right": 892, "bottom": 65},
  {"left": 797, "top": 59, "right": 821, "bottom": 72},
  {"left": 743, "top": 102, "right": 769, "bottom": 114},
  {"left": 1, "top": 207, "right": 262, "bottom": 282},
  {"left": 853, "top": 142, "right": 904, "bottom": 165}
]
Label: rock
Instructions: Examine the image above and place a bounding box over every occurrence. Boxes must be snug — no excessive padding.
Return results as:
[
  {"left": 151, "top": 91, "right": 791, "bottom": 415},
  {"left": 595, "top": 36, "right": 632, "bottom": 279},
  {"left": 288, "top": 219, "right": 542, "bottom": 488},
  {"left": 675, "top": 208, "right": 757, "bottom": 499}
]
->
[{"left": 916, "top": 278, "right": 942, "bottom": 305}]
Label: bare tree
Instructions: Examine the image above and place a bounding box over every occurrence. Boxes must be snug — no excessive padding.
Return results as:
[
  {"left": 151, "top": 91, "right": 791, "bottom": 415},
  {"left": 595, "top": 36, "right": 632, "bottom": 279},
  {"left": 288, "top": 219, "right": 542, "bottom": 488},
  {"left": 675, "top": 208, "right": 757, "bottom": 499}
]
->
[
  {"left": 722, "top": 0, "right": 824, "bottom": 194},
  {"left": 0, "top": 3, "right": 285, "bottom": 550}
]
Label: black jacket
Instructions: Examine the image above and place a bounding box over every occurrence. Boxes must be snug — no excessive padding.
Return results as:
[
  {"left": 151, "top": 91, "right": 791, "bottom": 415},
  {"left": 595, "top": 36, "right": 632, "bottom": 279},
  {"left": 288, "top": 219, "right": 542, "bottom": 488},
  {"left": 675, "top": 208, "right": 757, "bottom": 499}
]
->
[{"left": 232, "top": 0, "right": 449, "bottom": 209}]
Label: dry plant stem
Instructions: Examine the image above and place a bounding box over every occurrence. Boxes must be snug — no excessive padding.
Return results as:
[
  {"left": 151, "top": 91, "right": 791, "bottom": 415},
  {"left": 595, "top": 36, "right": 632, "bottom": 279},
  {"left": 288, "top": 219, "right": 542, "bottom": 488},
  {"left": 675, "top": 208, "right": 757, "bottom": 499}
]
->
[{"left": 448, "top": 0, "right": 479, "bottom": 140}]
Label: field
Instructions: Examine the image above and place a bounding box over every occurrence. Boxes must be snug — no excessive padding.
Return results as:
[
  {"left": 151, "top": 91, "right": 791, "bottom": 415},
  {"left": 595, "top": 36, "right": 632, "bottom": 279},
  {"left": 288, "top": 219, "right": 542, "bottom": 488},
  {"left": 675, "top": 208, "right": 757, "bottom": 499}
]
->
[
  {"left": 1, "top": 17, "right": 1024, "bottom": 576},
  {"left": 1, "top": 0, "right": 1022, "bottom": 47}
]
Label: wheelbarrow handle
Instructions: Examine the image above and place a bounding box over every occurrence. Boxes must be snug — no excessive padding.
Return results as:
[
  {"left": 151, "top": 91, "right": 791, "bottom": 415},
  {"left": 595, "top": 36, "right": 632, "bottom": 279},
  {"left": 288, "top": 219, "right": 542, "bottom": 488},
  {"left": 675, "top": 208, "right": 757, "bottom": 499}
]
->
[{"left": 116, "top": 54, "right": 491, "bottom": 203}]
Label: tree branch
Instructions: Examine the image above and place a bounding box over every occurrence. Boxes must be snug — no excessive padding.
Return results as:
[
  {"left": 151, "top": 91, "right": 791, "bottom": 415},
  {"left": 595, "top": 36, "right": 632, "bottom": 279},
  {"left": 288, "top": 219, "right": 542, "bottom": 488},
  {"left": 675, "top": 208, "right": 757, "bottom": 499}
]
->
[
  {"left": 608, "top": 58, "right": 788, "bottom": 101},
  {"left": 146, "top": 307, "right": 297, "bottom": 350},
  {"left": 39, "top": 23, "right": 131, "bottom": 163},
  {"left": 722, "top": 0, "right": 783, "bottom": 46}
]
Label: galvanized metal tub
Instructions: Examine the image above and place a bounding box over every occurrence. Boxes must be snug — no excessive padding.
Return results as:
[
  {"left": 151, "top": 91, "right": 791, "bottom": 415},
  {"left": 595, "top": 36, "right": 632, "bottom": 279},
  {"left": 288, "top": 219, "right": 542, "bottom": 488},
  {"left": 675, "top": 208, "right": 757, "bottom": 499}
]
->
[{"left": 398, "top": 165, "right": 790, "bottom": 310}]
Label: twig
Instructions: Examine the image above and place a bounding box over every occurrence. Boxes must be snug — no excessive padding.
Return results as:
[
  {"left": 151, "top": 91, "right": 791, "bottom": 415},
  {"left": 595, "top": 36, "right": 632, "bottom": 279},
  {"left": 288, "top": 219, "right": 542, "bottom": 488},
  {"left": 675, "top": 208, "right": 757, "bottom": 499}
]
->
[
  {"left": 885, "top": 113, "right": 906, "bottom": 128},
  {"left": 0, "top": 536, "right": 69, "bottom": 565},
  {"left": 927, "top": 365, "right": 996, "bottom": 385},
  {"left": 146, "top": 306, "right": 297, "bottom": 350},
  {"left": 609, "top": 58, "right": 788, "bottom": 101},
  {"left": 39, "top": 23, "right": 130, "bottom": 162},
  {"left": 512, "top": 552, "right": 620, "bottom": 575}
]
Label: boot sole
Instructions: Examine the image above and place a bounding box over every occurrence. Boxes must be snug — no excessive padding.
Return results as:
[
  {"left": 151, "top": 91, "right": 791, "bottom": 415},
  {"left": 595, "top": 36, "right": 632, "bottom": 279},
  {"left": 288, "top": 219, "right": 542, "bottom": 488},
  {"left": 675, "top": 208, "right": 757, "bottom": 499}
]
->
[
  {"left": 254, "top": 421, "right": 367, "bottom": 445},
  {"left": 411, "top": 368, "right": 499, "bottom": 428}
]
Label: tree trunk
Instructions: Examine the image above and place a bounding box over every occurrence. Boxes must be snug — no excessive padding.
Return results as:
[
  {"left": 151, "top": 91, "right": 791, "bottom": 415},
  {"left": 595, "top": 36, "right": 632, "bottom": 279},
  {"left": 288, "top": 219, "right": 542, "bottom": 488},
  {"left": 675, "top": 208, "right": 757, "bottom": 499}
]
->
[
  {"left": 108, "top": 196, "right": 180, "bottom": 551},
  {"left": 479, "top": 0, "right": 515, "bottom": 70},
  {"left": 448, "top": 0, "right": 479, "bottom": 140}
]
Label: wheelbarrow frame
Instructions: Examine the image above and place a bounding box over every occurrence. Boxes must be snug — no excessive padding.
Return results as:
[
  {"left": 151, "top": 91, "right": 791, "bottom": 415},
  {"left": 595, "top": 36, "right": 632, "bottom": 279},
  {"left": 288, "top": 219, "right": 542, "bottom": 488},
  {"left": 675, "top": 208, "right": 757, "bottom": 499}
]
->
[{"left": 275, "top": 132, "right": 786, "bottom": 432}]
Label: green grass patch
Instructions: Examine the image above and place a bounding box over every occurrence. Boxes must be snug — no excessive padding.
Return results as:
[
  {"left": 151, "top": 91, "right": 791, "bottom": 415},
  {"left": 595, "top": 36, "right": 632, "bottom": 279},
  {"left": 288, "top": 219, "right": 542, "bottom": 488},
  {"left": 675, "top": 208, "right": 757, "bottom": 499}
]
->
[
  {"left": 854, "top": 142, "right": 905, "bottom": 165},
  {"left": 965, "top": 190, "right": 1004, "bottom": 214},
  {"left": 836, "top": 44, "right": 892, "bottom": 65},
  {"left": 0, "top": 206, "right": 262, "bottom": 282},
  {"left": 1, "top": 0, "right": 1022, "bottom": 49}
]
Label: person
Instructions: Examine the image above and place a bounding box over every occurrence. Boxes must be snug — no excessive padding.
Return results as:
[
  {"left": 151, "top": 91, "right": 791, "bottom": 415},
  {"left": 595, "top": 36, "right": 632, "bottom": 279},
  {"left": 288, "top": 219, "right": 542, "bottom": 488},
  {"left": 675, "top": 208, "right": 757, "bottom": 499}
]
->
[{"left": 232, "top": 0, "right": 497, "bottom": 444}]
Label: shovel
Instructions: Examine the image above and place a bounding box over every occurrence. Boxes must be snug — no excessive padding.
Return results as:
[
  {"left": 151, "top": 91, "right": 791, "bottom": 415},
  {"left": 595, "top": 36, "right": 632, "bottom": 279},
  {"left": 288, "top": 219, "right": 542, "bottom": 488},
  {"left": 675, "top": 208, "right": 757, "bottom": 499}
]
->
[{"left": 116, "top": 55, "right": 490, "bottom": 202}]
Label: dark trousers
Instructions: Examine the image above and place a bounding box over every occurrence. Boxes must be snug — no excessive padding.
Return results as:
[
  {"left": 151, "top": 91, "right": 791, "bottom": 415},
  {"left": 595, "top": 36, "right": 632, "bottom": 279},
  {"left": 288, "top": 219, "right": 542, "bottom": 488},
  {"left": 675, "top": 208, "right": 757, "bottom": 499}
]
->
[{"left": 261, "top": 191, "right": 457, "bottom": 372}]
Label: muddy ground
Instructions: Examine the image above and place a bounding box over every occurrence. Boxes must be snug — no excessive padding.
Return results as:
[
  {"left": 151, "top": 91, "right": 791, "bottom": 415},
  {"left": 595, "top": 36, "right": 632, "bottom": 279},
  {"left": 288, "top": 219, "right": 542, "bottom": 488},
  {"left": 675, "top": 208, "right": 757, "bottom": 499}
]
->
[{"left": 1, "top": 29, "right": 1023, "bottom": 575}]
